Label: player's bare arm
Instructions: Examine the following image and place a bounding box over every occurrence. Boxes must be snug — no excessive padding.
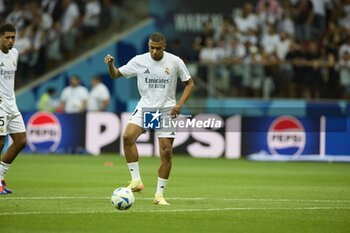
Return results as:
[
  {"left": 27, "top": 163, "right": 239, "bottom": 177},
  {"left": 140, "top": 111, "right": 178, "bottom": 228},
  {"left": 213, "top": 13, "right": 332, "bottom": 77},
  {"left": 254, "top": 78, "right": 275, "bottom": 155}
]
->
[
  {"left": 104, "top": 54, "right": 123, "bottom": 79},
  {"left": 172, "top": 78, "right": 195, "bottom": 117}
]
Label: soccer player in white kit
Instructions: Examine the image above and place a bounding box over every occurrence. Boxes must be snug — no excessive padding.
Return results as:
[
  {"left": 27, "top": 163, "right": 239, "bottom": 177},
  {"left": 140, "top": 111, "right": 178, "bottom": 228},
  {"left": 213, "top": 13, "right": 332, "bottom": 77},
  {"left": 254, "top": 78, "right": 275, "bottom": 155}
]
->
[
  {"left": 87, "top": 75, "right": 110, "bottom": 111},
  {"left": 0, "top": 23, "right": 26, "bottom": 195},
  {"left": 104, "top": 32, "right": 195, "bottom": 205}
]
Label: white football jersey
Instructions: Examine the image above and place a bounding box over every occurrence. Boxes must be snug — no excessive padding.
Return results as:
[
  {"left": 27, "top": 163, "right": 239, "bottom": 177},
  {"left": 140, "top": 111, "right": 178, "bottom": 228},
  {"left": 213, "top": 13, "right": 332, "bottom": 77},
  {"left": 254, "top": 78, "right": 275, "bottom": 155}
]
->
[
  {"left": 119, "top": 51, "right": 191, "bottom": 108},
  {"left": 0, "top": 48, "right": 19, "bottom": 114},
  {"left": 87, "top": 83, "right": 110, "bottom": 111},
  {"left": 60, "top": 85, "right": 89, "bottom": 113}
]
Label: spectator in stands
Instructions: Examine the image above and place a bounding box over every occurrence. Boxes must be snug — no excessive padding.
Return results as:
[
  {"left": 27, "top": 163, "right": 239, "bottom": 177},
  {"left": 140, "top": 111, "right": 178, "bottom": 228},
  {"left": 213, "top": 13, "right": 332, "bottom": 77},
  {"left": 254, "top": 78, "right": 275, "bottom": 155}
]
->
[
  {"left": 338, "top": 36, "right": 350, "bottom": 98},
  {"left": 192, "top": 19, "right": 215, "bottom": 60},
  {"left": 285, "top": 40, "right": 303, "bottom": 98},
  {"left": 60, "top": 75, "right": 89, "bottom": 113},
  {"left": 5, "top": 1, "right": 25, "bottom": 32},
  {"left": 212, "top": 38, "right": 232, "bottom": 92},
  {"left": 60, "top": 0, "right": 81, "bottom": 53},
  {"left": 293, "top": 0, "right": 314, "bottom": 42},
  {"left": 262, "top": 52, "right": 281, "bottom": 98},
  {"left": 322, "top": 20, "right": 341, "bottom": 98},
  {"left": 99, "top": 0, "right": 123, "bottom": 30},
  {"left": 323, "top": 20, "right": 342, "bottom": 57},
  {"left": 256, "top": 0, "right": 282, "bottom": 35},
  {"left": 234, "top": 3, "right": 259, "bottom": 45},
  {"left": 226, "top": 36, "right": 246, "bottom": 96},
  {"left": 0, "top": 0, "right": 133, "bottom": 91},
  {"left": 242, "top": 44, "right": 265, "bottom": 97},
  {"left": 187, "top": 0, "right": 350, "bottom": 99},
  {"left": 87, "top": 75, "right": 110, "bottom": 111},
  {"left": 260, "top": 23, "right": 280, "bottom": 55},
  {"left": 26, "top": 1, "right": 53, "bottom": 76},
  {"left": 14, "top": 28, "right": 31, "bottom": 86},
  {"left": 310, "top": 0, "right": 328, "bottom": 38},
  {"left": 276, "top": 31, "right": 293, "bottom": 97},
  {"left": 323, "top": 49, "right": 340, "bottom": 98},
  {"left": 301, "top": 41, "right": 322, "bottom": 99},
  {"left": 256, "top": 0, "right": 282, "bottom": 20},
  {"left": 199, "top": 37, "right": 218, "bottom": 63},
  {"left": 0, "top": 0, "right": 4, "bottom": 18},
  {"left": 42, "top": 0, "right": 63, "bottom": 23},
  {"left": 81, "top": 0, "right": 101, "bottom": 37},
  {"left": 276, "top": 31, "right": 291, "bottom": 60},
  {"left": 167, "top": 38, "right": 189, "bottom": 61},
  {"left": 338, "top": 0, "right": 350, "bottom": 30},
  {"left": 214, "top": 15, "right": 235, "bottom": 44},
  {"left": 197, "top": 37, "right": 217, "bottom": 96},
  {"left": 276, "top": 9, "right": 295, "bottom": 38}
]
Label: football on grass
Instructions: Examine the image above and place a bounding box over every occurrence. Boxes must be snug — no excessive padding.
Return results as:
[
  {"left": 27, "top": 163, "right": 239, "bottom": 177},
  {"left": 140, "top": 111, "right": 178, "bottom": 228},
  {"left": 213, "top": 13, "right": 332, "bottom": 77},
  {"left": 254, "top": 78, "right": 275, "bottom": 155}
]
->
[{"left": 111, "top": 187, "right": 135, "bottom": 210}]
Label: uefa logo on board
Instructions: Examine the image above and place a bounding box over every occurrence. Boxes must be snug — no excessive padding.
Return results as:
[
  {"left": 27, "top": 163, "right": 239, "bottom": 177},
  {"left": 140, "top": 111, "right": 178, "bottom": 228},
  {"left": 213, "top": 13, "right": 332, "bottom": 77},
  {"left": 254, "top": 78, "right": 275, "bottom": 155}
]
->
[
  {"left": 267, "top": 116, "right": 306, "bottom": 156},
  {"left": 26, "top": 112, "right": 62, "bottom": 152}
]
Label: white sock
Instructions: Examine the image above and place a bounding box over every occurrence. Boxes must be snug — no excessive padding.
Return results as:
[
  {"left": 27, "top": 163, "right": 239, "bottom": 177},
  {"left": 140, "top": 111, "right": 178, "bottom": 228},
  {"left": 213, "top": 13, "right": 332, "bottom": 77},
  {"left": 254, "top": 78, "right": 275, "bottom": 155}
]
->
[
  {"left": 127, "top": 162, "right": 141, "bottom": 181},
  {"left": 156, "top": 177, "right": 168, "bottom": 195},
  {"left": 0, "top": 161, "right": 10, "bottom": 183}
]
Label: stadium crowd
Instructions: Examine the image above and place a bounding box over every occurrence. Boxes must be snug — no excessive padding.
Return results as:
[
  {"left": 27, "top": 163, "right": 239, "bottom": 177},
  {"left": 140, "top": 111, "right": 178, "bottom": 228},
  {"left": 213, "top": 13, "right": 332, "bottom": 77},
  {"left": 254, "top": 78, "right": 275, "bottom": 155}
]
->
[
  {"left": 2, "top": 0, "right": 350, "bottom": 100},
  {"left": 191, "top": 0, "right": 350, "bottom": 99},
  {"left": 0, "top": 0, "right": 127, "bottom": 87}
]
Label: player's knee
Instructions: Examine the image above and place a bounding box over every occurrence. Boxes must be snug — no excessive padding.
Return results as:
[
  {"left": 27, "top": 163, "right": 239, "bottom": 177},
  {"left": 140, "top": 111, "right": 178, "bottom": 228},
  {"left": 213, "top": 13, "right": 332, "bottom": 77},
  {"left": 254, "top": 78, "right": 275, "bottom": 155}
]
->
[
  {"left": 160, "top": 146, "right": 173, "bottom": 158},
  {"left": 123, "top": 133, "right": 134, "bottom": 146},
  {"left": 14, "top": 136, "right": 26, "bottom": 150},
  {"left": 0, "top": 140, "right": 5, "bottom": 151}
]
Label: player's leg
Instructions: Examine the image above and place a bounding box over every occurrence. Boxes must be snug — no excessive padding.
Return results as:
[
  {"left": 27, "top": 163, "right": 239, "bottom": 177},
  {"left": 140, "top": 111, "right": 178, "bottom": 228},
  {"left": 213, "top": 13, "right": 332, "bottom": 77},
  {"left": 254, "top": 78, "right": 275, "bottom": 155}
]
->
[
  {"left": 0, "top": 114, "right": 26, "bottom": 194},
  {"left": 0, "top": 132, "right": 26, "bottom": 194},
  {"left": 1, "top": 132, "right": 26, "bottom": 164},
  {"left": 0, "top": 136, "right": 5, "bottom": 154},
  {"left": 0, "top": 136, "right": 7, "bottom": 194},
  {"left": 0, "top": 111, "right": 10, "bottom": 194},
  {"left": 154, "top": 137, "right": 174, "bottom": 205},
  {"left": 123, "top": 123, "right": 145, "bottom": 192}
]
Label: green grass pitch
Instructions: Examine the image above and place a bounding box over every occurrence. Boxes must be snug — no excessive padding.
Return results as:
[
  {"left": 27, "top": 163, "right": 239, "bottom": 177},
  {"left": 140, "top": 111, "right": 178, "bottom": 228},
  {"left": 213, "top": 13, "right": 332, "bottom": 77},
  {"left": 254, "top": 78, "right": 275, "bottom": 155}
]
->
[{"left": 0, "top": 154, "right": 349, "bottom": 233}]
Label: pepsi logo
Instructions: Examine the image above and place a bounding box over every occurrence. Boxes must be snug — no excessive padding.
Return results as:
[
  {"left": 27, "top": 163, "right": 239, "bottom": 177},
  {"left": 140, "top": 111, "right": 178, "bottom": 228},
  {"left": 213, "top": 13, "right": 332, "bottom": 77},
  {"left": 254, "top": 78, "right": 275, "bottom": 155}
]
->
[
  {"left": 26, "top": 112, "right": 61, "bottom": 152},
  {"left": 267, "top": 116, "right": 306, "bottom": 156}
]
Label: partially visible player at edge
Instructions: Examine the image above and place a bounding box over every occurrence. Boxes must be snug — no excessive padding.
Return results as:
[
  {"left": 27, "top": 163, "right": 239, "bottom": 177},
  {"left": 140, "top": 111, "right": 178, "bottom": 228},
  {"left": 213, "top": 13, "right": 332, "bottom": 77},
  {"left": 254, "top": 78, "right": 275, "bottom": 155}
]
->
[
  {"left": 104, "top": 32, "right": 195, "bottom": 205},
  {"left": 0, "top": 23, "right": 26, "bottom": 195}
]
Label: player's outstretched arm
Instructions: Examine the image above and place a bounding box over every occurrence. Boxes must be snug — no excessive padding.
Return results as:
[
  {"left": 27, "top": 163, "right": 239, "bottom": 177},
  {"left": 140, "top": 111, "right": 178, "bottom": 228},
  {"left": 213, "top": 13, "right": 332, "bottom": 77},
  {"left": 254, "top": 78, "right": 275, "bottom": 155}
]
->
[{"left": 104, "top": 54, "right": 123, "bottom": 79}]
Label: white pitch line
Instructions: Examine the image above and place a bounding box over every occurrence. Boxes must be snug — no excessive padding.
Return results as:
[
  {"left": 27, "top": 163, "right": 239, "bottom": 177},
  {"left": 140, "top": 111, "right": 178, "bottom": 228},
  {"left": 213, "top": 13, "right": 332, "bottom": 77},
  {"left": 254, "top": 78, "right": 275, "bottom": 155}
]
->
[
  {"left": 220, "top": 198, "right": 350, "bottom": 203},
  {"left": 1, "top": 196, "right": 350, "bottom": 203},
  {"left": 0, "top": 197, "right": 205, "bottom": 201},
  {"left": 0, "top": 207, "right": 350, "bottom": 216}
]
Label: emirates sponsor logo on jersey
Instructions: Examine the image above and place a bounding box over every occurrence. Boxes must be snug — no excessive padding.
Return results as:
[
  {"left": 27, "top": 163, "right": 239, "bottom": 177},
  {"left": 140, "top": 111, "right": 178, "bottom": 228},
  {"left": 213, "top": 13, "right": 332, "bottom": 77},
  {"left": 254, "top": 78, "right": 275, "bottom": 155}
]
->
[
  {"left": 145, "top": 77, "right": 169, "bottom": 89},
  {"left": 145, "top": 78, "right": 169, "bottom": 84},
  {"left": 0, "top": 69, "right": 16, "bottom": 80}
]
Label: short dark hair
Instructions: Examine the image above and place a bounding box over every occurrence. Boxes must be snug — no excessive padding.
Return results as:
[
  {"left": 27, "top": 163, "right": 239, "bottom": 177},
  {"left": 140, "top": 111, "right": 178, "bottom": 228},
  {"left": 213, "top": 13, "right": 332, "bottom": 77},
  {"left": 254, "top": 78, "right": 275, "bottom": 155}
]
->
[
  {"left": 149, "top": 32, "right": 166, "bottom": 43},
  {"left": 0, "top": 23, "right": 16, "bottom": 35},
  {"left": 70, "top": 74, "right": 80, "bottom": 80},
  {"left": 47, "top": 87, "right": 56, "bottom": 95}
]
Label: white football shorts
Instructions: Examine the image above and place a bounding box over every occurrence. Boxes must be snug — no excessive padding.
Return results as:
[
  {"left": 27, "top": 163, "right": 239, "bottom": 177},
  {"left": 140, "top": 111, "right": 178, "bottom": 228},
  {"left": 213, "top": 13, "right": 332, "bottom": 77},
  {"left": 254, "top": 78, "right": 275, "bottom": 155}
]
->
[
  {"left": 128, "top": 107, "right": 176, "bottom": 138},
  {"left": 0, "top": 110, "right": 26, "bottom": 136}
]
